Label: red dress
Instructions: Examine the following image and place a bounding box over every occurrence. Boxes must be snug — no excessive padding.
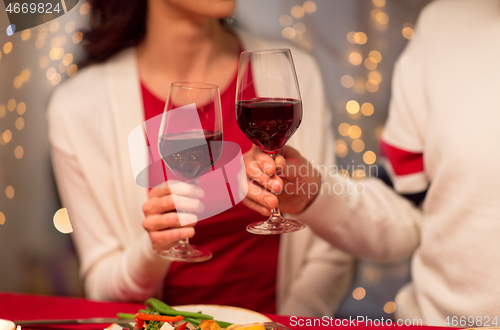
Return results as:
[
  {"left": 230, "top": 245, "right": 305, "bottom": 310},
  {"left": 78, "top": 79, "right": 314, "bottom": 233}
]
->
[{"left": 141, "top": 72, "right": 280, "bottom": 313}]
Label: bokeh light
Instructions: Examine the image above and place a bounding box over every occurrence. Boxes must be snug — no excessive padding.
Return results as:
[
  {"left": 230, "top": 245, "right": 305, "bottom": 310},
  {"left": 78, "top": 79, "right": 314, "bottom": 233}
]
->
[
  {"left": 352, "top": 287, "right": 366, "bottom": 300},
  {"left": 3, "top": 42, "right": 13, "bottom": 54},
  {"left": 376, "top": 12, "right": 389, "bottom": 24},
  {"left": 13, "top": 76, "right": 23, "bottom": 89},
  {"left": 15, "top": 118, "right": 25, "bottom": 131},
  {"left": 35, "top": 37, "right": 45, "bottom": 49},
  {"left": 369, "top": 50, "right": 382, "bottom": 63},
  {"left": 349, "top": 52, "right": 363, "bottom": 66},
  {"left": 335, "top": 140, "right": 348, "bottom": 158},
  {"left": 366, "top": 79, "right": 379, "bottom": 93},
  {"left": 364, "top": 57, "right": 377, "bottom": 70},
  {"left": 72, "top": 32, "right": 83, "bottom": 44},
  {"left": 353, "top": 169, "right": 366, "bottom": 180},
  {"left": 21, "top": 69, "right": 30, "bottom": 82},
  {"left": 7, "top": 99, "right": 16, "bottom": 111},
  {"left": 282, "top": 27, "right": 296, "bottom": 39},
  {"left": 353, "top": 32, "right": 367, "bottom": 45},
  {"left": 62, "top": 53, "right": 74, "bottom": 66},
  {"left": 338, "top": 123, "right": 351, "bottom": 136},
  {"left": 0, "top": 212, "right": 5, "bottom": 225},
  {"left": 17, "top": 102, "right": 26, "bottom": 115},
  {"left": 352, "top": 139, "right": 365, "bottom": 153},
  {"left": 341, "top": 75, "right": 354, "bottom": 88},
  {"left": 51, "top": 73, "right": 62, "bottom": 86},
  {"left": 53, "top": 208, "right": 73, "bottom": 234},
  {"left": 349, "top": 125, "right": 362, "bottom": 139},
  {"left": 368, "top": 71, "right": 382, "bottom": 83},
  {"left": 59, "top": 62, "right": 67, "bottom": 73},
  {"left": 363, "top": 151, "right": 377, "bottom": 164},
  {"left": 21, "top": 29, "right": 31, "bottom": 41},
  {"left": 293, "top": 22, "right": 306, "bottom": 34},
  {"left": 339, "top": 169, "right": 350, "bottom": 178},
  {"left": 49, "top": 47, "right": 64, "bottom": 60},
  {"left": 402, "top": 23, "right": 415, "bottom": 39},
  {"left": 291, "top": 5, "right": 305, "bottom": 18},
  {"left": 373, "top": 0, "right": 386, "bottom": 7},
  {"left": 79, "top": 2, "right": 91, "bottom": 15},
  {"left": 384, "top": 301, "right": 397, "bottom": 314},
  {"left": 49, "top": 21, "right": 59, "bottom": 33},
  {"left": 347, "top": 31, "right": 356, "bottom": 44},
  {"left": 5, "top": 186, "right": 15, "bottom": 199},
  {"left": 67, "top": 64, "right": 78, "bottom": 77},
  {"left": 65, "top": 21, "right": 76, "bottom": 33},
  {"left": 3, "top": 130, "right": 12, "bottom": 143},
  {"left": 361, "top": 102, "right": 375, "bottom": 116},
  {"left": 303, "top": 1, "right": 317, "bottom": 13},
  {"left": 14, "top": 146, "right": 24, "bottom": 159},
  {"left": 279, "top": 15, "right": 293, "bottom": 27},
  {"left": 0, "top": 105, "right": 6, "bottom": 118},
  {"left": 46, "top": 67, "right": 57, "bottom": 80},
  {"left": 346, "top": 100, "right": 360, "bottom": 114}
]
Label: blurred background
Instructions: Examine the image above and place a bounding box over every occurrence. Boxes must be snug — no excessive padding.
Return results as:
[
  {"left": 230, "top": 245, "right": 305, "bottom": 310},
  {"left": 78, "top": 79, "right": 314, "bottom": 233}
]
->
[{"left": 0, "top": 0, "right": 432, "bottom": 318}]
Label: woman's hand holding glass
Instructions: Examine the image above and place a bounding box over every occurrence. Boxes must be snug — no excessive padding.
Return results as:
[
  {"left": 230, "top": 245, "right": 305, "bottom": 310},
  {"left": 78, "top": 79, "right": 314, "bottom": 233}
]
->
[
  {"left": 142, "top": 182, "right": 205, "bottom": 255},
  {"left": 242, "top": 145, "right": 322, "bottom": 216}
]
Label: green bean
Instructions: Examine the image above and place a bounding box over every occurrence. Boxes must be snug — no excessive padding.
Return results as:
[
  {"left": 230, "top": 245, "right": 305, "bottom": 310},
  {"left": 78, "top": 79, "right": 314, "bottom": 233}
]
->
[
  {"left": 185, "top": 317, "right": 233, "bottom": 329},
  {"left": 116, "top": 313, "right": 136, "bottom": 319},
  {"left": 214, "top": 320, "right": 233, "bottom": 328},
  {"left": 184, "top": 318, "right": 202, "bottom": 326},
  {"left": 145, "top": 298, "right": 213, "bottom": 320}
]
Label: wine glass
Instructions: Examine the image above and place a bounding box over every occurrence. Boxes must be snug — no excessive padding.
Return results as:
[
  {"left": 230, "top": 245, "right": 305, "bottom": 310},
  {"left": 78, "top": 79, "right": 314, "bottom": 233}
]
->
[
  {"left": 235, "top": 49, "right": 306, "bottom": 235},
  {"left": 157, "top": 82, "right": 223, "bottom": 262}
]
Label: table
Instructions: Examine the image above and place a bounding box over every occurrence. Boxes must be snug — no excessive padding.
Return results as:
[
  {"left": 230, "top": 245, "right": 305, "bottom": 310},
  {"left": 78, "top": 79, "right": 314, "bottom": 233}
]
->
[{"left": 0, "top": 292, "right": 436, "bottom": 330}]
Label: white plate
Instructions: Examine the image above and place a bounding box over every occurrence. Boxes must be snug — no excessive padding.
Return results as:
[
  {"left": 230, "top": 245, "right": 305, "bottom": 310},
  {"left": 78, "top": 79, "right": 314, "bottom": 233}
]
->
[{"left": 173, "top": 305, "right": 272, "bottom": 324}]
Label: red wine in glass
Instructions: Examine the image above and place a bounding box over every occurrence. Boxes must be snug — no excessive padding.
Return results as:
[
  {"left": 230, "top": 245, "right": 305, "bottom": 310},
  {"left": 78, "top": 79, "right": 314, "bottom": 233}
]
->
[
  {"left": 236, "top": 98, "right": 302, "bottom": 154},
  {"left": 159, "top": 130, "right": 223, "bottom": 182},
  {"left": 235, "top": 49, "right": 306, "bottom": 235},
  {"left": 157, "top": 82, "right": 223, "bottom": 262}
]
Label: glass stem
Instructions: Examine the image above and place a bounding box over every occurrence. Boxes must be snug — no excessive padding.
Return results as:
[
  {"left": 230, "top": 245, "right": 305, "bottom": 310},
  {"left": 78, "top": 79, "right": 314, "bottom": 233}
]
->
[
  {"left": 267, "top": 152, "right": 284, "bottom": 224},
  {"left": 176, "top": 238, "right": 194, "bottom": 253}
]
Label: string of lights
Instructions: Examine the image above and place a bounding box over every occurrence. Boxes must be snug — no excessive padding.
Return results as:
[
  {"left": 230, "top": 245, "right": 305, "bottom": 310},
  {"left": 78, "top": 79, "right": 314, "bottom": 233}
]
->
[{"left": 0, "top": 1, "right": 90, "bottom": 231}]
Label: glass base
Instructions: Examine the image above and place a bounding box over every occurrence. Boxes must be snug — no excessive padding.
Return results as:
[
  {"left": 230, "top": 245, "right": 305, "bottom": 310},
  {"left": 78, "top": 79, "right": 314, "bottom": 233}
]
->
[
  {"left": 246, "top": 216, "right": 306, "bottom": 235},
  {"left": 158, "top": 242, "right": 212, "bottom": 262}
]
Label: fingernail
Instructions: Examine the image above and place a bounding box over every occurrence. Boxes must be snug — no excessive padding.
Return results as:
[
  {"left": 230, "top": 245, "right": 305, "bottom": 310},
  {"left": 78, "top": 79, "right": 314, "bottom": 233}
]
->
[
  {"left": 264, "top": 163, "right": 274, "bottom": 175},
  {"left": 196, "top": 187, "right": 205, "bottom": 198},
  {"left": 269, "top": 180, "right": 280, "bottom": 192}
]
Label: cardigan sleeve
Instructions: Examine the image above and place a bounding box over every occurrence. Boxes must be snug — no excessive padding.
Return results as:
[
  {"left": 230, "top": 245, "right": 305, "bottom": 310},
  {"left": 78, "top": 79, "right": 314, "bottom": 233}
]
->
[
  {"left": 47, "top": 74, "right": 171, "bottom": 301},
  {"left": 279, "top": 50, "right": 355, "bottom": 317},
  {"left": 294, "top": 14, "right": 430, "bottom": 262}
]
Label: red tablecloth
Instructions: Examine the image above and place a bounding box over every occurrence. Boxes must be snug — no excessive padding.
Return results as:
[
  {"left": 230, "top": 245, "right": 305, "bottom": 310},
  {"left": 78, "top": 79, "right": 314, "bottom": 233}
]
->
[{"left": 0, "top": 292, "right": 438, "bottom": 330}]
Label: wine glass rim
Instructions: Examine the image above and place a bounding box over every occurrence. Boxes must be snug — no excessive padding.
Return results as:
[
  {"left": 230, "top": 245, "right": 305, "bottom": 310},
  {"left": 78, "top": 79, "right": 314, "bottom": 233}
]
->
[
  {"left": 241, "top": 48, "right": 291, "bottom": 55},
  {"left": 171, "top": 82, "right": 219, "bottom": 90}
]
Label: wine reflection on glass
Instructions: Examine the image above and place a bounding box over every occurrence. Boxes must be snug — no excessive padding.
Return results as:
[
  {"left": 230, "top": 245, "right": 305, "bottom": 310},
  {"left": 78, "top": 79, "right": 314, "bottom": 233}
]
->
[
  {"left": 157, "top": 82, "right": 223, "bottom": 262},
  {"left": 235, "top": 49, "right": 306, "bottom": 235}
]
